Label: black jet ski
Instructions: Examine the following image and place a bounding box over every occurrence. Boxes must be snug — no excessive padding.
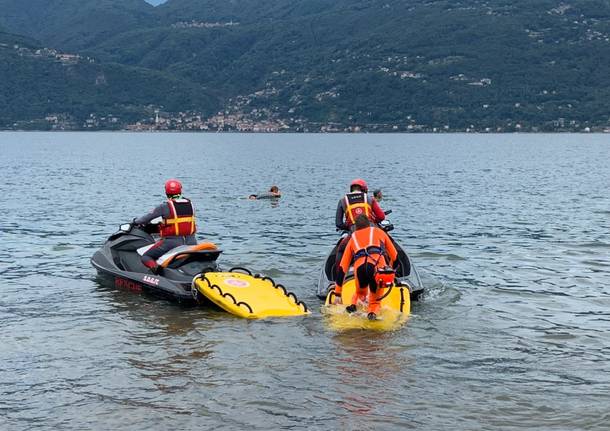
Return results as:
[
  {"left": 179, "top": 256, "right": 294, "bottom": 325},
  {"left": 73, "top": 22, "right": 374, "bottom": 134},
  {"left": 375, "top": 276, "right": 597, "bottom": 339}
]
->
[
  {"left": 316, "top": 217, "right": 425, "bottom": 301},
  {"left": 91, "top": 222, "right": 221, "bottom": 305}
]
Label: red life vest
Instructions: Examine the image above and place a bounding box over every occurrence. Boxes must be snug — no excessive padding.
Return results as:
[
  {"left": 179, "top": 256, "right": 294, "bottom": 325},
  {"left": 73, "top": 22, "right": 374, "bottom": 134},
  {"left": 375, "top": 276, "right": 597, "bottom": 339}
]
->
[
  {"left": 343, "top": 192, "right": 372, "bottom": 227},
  {"left": 159, "top": 198, "right": 196, "bottom": 237}
]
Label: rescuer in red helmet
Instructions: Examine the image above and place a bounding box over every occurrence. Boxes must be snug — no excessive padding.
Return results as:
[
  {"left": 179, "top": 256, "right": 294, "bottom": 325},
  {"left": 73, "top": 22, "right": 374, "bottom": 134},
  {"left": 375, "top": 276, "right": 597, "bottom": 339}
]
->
[
  {"left": 335, "top": 179, "right": 385, "bottom": 231},
  {"left": 333, "top": 179, "right": 385, "bottom": 276},
  {"left": 134, "top": 179, "right": 197, "bottom": 273}
]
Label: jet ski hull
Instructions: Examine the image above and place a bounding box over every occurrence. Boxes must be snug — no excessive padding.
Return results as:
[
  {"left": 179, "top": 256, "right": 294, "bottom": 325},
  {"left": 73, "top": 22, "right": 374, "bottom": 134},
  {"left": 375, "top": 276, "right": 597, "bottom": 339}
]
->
[
  {"left": 91, "top": 224, "right": 220, "bottom": 305},
  {"left": 316, "top": 233, "right": 424, "bottom": 301},
  {"left": 92, "top": 251, "right": 196, "bottom": 304}
]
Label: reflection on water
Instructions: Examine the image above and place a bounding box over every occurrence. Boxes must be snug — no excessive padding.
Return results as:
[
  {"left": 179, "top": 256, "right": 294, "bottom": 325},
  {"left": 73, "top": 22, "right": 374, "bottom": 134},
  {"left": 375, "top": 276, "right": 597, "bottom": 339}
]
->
[{"left": 1, "top": 132, "right": 609, "bottom": 430}]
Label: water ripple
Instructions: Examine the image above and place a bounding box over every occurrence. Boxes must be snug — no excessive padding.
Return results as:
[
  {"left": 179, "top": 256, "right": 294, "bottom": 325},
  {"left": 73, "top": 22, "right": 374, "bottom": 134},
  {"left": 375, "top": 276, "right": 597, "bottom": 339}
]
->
[{"left": 1, "top": 133, "right": 610, "bottom": 430}]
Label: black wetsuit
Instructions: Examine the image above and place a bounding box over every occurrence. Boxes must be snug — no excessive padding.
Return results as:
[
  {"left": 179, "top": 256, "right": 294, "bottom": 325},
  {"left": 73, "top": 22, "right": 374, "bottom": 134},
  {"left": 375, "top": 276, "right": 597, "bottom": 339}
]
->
[{"left": 250, "top": 192, "right": 281, "bottom": 200}]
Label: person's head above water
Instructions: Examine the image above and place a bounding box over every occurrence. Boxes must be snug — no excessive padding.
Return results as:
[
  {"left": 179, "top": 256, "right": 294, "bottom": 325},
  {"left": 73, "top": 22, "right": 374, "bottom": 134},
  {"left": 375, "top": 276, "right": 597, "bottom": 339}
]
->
[
  {"left": 373, "top": 189, "right": 383, "bottom": 201},
  {"left": 165, "top": 179, "right": 182, "bottom": 198},
  {"left": 355, "top": 214, "right": 371, "bottom": 230},
  {"left": 249, "top": 185, "right": 280, "bottom": 200},
  {"left": 350, "top": 178, "right": 368, "bottom": 193}
]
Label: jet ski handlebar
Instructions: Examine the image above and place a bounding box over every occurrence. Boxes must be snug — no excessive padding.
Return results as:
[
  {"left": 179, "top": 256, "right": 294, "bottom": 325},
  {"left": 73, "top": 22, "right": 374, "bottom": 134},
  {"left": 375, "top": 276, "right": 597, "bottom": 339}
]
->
[
  {"left": 379, "top": 220, "right": 394, "bottom": 232},
  {"left": 334, "top": 220, "right": 395, "bottom": 234},
  {"left": 127, "top": 220, "right": 161, "bottom": 235},
  {"left": 381, "top": 209, "right": 394, "bottom": 231}
]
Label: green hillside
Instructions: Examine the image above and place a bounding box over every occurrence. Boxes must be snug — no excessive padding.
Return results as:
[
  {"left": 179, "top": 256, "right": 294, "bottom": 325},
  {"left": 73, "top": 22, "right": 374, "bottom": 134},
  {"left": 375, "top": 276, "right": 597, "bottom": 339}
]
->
[
  {"left": 0, "top": 0, "right": 155, "bottom": 50},
  {"left": 1, "top": 0, "right": 610, "bottom": 131},
  {"left": 89, "top": 0, "right": 610, "bottom": 130},
  {"left": 156, "top": 0, "right": 336, "bottom": 24},
  {"left": 0, "top": 31, "right": 217, "bottom": 129}
]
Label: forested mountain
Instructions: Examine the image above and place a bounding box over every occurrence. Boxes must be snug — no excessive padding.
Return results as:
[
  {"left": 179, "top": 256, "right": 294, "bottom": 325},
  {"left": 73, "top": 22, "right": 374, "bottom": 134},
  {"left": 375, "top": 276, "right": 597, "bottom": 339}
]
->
[
  {"left": 1, "top": 0, "right": 609, "bottom": 131},
  {"left": 156, "top": 0, "right": 339, "bottom": 24},
  {"left": 0, "top": 0, "right": 155, "bottom": 50},
  {"left": 0, "top": 31, "right": 216, "bottom": 129}
]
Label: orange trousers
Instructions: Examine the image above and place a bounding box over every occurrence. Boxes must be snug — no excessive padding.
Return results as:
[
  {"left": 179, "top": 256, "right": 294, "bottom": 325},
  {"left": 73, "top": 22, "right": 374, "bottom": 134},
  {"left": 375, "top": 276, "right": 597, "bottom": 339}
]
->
[{"left": 350, "top": 262, "right": 384, "bottom": 314}]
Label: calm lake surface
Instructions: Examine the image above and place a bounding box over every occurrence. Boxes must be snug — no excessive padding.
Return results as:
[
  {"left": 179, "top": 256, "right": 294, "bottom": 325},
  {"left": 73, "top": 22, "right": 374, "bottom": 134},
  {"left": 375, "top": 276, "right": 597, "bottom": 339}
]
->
[{"left": 1, "top": 132, "right": 609, "bottom": 430}]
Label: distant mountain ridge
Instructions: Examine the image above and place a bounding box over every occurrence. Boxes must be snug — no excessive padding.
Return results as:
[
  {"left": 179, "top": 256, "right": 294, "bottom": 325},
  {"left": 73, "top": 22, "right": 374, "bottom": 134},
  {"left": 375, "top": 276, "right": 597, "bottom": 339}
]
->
[
  {"left": 1, "top": 0, "right": 609, "bottom": 131},
  {"left": 0, "top": 0, "right": 155, "bottom": 50},
  {"left": 0, "top": 30, "right": 217, "bottom": 129}
]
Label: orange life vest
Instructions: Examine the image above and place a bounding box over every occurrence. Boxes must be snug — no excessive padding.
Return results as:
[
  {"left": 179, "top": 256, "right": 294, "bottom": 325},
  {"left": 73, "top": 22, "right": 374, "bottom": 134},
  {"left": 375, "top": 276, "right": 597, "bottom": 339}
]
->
[
  {"left": 343, "top": 192, "right": 372, "bottom": 226},
  {"left": 350, "top": 227, "right": 386, "bottom": 265},
  {"left": 159, "top": 198, "right": 196, "bottom": 237}
]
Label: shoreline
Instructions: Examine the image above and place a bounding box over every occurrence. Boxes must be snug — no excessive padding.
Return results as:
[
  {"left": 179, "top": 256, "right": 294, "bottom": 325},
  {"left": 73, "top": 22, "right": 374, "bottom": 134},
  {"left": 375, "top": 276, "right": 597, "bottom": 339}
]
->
[{"left": 1, "top": 129, "right": 609, "bottom": 134}]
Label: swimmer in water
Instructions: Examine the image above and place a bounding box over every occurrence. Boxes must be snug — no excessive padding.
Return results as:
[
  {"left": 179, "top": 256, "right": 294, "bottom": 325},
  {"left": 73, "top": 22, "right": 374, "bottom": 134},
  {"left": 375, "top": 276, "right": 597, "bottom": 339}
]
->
[{"left": 249, "top": 185, "right": 281, "bottom": 200}]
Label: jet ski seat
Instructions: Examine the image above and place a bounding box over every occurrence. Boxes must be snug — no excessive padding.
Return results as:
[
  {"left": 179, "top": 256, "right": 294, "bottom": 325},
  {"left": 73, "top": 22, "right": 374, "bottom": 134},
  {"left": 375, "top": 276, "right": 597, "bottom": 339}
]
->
[
  {"left": 136, "top": 242, "right": 219, "bottom": 267},
  {"left": 158, "top": 242, "right": 218, "bottom": 267},
  {"left": 136, "top": 244, "right": 155, "bottom": 256}
]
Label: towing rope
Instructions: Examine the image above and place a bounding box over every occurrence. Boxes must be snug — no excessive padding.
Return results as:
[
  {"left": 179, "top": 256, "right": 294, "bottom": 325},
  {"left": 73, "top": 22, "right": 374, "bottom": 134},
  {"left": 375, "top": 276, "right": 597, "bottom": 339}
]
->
[{"left": 377, "top": 284, "right": 394, "bottom": 302}]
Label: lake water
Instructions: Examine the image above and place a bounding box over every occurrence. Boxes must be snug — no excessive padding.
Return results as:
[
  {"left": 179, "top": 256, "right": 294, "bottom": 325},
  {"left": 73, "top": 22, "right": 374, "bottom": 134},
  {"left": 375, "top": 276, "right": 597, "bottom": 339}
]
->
[{"left": 1, "top": 132, "right": 609, "bottom": 430}]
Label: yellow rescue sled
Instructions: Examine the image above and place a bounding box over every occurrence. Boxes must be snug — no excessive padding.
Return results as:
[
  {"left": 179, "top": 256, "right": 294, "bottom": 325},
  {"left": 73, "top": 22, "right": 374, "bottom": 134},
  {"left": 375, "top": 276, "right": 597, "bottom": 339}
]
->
[
  {"left": 323, "top": 278, "right": 411, "bottom": 331},
  {"left": 192, "top": 268, "right": 309, "bottom": 319}
]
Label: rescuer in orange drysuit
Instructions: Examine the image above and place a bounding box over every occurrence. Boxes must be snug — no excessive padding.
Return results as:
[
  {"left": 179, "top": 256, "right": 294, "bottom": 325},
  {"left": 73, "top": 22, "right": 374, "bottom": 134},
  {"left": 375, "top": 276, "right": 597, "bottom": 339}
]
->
[{"left": 333, "top": 214, "right": 398, "bottom": 320}]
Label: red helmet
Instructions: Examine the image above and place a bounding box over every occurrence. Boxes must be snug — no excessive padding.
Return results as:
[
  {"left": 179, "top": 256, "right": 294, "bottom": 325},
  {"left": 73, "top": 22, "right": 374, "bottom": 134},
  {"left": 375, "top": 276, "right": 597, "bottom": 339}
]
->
[
  {"left": 165, "top": 179, "right": 182, "bottom": 196},
  {"left": 350, "top": 178, "right": 368, "bottom": 193}
]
